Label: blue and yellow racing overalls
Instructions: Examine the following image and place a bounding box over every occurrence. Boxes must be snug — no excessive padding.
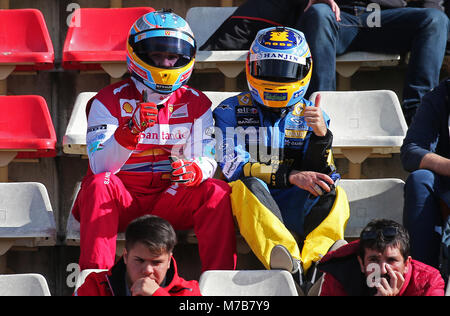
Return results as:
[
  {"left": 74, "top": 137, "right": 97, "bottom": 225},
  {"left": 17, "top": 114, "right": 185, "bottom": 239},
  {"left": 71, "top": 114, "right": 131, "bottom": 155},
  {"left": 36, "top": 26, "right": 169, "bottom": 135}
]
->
[{"left": 213, "top": 92, "right": 349, "bottom": 272}]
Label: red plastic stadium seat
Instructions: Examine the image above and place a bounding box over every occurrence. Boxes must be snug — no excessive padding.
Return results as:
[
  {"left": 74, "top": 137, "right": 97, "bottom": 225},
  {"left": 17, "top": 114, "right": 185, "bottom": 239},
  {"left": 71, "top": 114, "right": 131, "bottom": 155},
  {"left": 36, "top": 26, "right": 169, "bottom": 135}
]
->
[
  {"left": 0, "top": 9, "right": 54, "bottom": 73},
  {"left": 62, "top": 7, "right": 154, "bottom": 74},
  {"left": 0, "top": 96, "right": 56, "bottom": 159}
]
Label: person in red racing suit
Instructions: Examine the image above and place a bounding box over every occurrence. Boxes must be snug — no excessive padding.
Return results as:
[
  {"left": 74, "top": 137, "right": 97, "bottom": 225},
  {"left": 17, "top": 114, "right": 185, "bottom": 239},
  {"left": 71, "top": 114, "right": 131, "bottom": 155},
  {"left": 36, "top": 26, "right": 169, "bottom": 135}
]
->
[{"left": 71, "top": 10, "right": 236, "bottom": 271}]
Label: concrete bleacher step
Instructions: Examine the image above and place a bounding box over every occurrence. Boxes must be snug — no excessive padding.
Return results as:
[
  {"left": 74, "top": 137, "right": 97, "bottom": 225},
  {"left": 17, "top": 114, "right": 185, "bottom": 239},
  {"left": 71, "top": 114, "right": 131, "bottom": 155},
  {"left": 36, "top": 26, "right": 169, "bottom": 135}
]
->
[
  {"left": 186, "top": 6, "right": 400, "bottom": 81},
  {"left": 310, "top": 90, "right": 408, "bottom": 179},
  {"left": 0, "top": 273, "right": 51, "bottom": 296},
  {"left": 199, "top": 270, "right": 299, "bottom": 296}
]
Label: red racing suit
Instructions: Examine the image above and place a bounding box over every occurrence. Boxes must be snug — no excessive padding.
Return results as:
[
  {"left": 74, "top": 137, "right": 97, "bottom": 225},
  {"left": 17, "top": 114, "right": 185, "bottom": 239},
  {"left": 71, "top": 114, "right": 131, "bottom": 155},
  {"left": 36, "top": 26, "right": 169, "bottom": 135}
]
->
[{"left": 72, "top": 78, "right": 236, "bottom": 271}]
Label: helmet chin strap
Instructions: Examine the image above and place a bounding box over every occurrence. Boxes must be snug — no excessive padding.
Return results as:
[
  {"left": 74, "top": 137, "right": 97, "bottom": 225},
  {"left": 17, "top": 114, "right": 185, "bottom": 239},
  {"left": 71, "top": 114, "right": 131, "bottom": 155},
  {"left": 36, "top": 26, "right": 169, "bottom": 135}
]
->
[{"left": 131, "top": 76, "right": 172, "bottom": 105}]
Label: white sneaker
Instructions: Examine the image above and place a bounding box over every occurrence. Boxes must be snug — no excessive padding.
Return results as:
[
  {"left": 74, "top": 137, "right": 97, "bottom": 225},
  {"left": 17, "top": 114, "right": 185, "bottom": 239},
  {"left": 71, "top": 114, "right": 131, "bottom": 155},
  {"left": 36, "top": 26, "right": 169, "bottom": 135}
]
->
[{"left": 270, "top": 245, "right": 300, "bottom": 274}]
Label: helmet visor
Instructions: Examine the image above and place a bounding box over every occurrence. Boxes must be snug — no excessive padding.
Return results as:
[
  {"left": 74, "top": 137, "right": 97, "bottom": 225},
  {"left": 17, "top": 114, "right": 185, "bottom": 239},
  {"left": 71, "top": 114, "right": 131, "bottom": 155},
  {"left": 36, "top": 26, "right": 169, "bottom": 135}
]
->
[
  {"left": 132, "top": 35, "right": 196, "bottom": 69},
  {"left": 249, "top": 54, "right": 312, "bottom": 83}
]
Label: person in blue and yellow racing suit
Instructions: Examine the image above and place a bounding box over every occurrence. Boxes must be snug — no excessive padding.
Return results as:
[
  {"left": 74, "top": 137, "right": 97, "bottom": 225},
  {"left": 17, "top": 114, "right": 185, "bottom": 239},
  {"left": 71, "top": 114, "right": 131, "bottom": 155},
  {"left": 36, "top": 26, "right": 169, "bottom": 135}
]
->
[{"left": 213, "top": 26, "right": 350, "bottom": 290}]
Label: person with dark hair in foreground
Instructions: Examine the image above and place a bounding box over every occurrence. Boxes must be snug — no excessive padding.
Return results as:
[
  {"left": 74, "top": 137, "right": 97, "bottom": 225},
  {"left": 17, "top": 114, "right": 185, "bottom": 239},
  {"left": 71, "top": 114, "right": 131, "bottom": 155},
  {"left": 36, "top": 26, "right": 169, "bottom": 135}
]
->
[
  {"left": 75, "top": 215, "right": 201, "bottom": 296},
  {"left": 318, "top": 219, "right": 445, "bottom": 296}
]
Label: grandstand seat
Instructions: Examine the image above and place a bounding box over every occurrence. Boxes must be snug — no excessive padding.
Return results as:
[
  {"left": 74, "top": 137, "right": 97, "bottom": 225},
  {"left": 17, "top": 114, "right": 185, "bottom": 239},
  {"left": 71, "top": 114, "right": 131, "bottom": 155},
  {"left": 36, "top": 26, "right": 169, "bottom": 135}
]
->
[
  {"left": 0, "top": 95, "right": 56, "bottom": 182},
  {"left": 186, "top": 6, "right": 400, "bottom": 86},
  {"left": 0, "top": 95, "right": 57, "bottom": 160},
  {"left": 62, "top": 7, "right": 154, "bottom": 78},
  {"left": 63, "top": 92, "right": 96, "bottom": 156},
  {"left": 0, "top": 273, "right": 51, "bottom": 296},
  {"left": 0, "top": 182, "right": 56, "bottom": 254},
  {"left": 74, "top": 269, "right": 107, "bottom": 293},
  {"left": 339, "top": 178, "right": 405, "bottom": 239},
  {"left": 0, "top": 9, "right": 54, "bottom": 80},
  {"left": 199, "top": 270, "right": 299, "bottom": 296},
  {"left": 309, "top": 90, "right": 408, "bottom": 179}
]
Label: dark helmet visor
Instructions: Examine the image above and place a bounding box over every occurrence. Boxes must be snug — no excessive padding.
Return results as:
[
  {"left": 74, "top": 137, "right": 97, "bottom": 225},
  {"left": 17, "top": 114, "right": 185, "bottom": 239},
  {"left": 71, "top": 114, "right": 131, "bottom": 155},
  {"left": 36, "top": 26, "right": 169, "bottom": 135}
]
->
[
  {"left": 131, "top": 36, "right": 196, "bottom": 69},
  {"left": 249, "top": 57, "right": 312, "bottom": 83}
]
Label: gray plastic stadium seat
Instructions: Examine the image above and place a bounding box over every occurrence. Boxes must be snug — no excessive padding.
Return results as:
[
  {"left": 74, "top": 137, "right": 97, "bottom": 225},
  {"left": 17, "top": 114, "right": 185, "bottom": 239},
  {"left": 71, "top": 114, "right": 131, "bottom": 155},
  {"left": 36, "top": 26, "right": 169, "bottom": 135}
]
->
[
  {"left": 339, "top": 178, "right": 405, "bottom": 238},
  {"left": 310, "top": 90, "right": 408, "bottom": 178},
  {"left": 199, "top": 270, "right": 298, "bottom": 296},
  {"left": 0, "top": 182, "right": 56, "bottom": 255},
  {"left": 0, "top": 273, "right": 51, "bottom": 296},
  {"left": 63, "top": 92, "right": 97, "bottom": 156}
]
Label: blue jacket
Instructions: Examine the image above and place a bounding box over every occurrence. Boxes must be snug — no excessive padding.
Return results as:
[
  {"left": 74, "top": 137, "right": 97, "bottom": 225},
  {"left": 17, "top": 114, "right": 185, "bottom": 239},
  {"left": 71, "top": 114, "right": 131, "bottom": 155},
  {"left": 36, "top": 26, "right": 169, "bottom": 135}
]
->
[{"left": 401, "top": 78, "right": 450, "bottom": 204}]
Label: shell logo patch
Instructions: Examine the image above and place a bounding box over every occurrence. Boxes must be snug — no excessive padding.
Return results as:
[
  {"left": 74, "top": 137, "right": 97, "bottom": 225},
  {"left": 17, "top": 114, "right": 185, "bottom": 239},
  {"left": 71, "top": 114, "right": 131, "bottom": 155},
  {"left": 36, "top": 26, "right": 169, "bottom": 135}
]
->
[
  {"left": 123, "top": 102, "right": 133, "bottom": 114},
  {"left": 120, "top": 99, "right": 137, "bottom": 117}
]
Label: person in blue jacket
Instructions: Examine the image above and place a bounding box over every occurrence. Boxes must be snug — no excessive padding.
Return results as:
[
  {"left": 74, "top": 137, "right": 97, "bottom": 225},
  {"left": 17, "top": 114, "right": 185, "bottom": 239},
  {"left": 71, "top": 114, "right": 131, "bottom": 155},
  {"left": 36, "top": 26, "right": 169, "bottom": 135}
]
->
[
  {"left": 299, "top": 0, "right": 448, "bottom": 125},
  {"left": 401, "top": 77, "right": 450, "bottom": 269},
  {"left": 213, "top": 27, "right": 349, "bottom": 289}
]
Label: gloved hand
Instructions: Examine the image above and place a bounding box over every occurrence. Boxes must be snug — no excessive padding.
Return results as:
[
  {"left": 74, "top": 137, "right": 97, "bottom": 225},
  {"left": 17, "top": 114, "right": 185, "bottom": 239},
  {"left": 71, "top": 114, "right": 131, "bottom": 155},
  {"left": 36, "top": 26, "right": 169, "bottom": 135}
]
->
[
  {"left": 243, "top": 161, "right": 290, "bottom": 188},
  {"left": 129, "top": 102, "right": 158, "bottom": 134},
  {"left": 170, "top": 156, "right": 203, "bottom": 187},
  {"left": 115, "top": 101, "right": 158, "bottom": 149}
]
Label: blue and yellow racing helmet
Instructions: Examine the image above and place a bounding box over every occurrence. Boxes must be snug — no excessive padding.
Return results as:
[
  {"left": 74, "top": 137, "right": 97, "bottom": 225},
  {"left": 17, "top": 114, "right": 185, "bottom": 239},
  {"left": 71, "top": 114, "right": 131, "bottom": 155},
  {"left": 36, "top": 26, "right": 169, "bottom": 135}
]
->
[
  {"left": 246, "top": 27, "right": 312, "bottom": 108},
  {"left": 126, "top": 9, "right": 196, "bottom": 94}
]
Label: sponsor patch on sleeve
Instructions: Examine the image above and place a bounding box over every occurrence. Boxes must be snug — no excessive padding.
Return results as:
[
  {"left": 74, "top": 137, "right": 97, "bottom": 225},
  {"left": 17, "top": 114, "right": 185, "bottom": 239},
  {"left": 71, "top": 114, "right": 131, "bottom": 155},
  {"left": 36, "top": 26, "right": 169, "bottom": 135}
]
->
[{"left": 87, "top": 124, "right": 107, "bottom": 133}]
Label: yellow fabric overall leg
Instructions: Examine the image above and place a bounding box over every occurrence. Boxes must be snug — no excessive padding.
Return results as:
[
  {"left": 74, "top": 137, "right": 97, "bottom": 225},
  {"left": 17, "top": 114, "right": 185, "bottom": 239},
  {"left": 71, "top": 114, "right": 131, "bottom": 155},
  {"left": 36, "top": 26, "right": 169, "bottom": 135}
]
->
[
  {"left": 301, "top": 186, "right": 350, "bottom": 273},
  {"left": 229, "top": 180, "right": 301, "bottom": 269}
]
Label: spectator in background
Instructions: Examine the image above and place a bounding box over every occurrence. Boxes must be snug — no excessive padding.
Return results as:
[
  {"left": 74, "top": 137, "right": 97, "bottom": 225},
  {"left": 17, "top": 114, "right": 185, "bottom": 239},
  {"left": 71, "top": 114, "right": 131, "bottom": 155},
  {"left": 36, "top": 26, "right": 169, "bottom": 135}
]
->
[
  {"left": 71, "top": 10, "right": 236, "bottom": 272},
  {"left": 319, "top": 219, "right": 445, "bottom": 296},
  {"left": 200, "top": 0, "right": 308, "bottom": 51},
  {"left": 201, "top": 0, "right": 448, "bottom": 125},
  {"left": 298, "top": 0, "right": 449, "bottom": 125},
  {"left": 401, "top": 77, "right": 450, "bottom": 269},
  {"left": 75, "top": 215, "right": 201, "bottom": 296}
]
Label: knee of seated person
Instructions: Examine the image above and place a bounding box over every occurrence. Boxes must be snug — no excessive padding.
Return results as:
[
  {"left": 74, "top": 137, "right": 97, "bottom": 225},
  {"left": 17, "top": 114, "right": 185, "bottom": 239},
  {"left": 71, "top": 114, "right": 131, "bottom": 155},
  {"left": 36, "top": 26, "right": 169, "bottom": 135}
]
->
[
  {"left": 420, "top": 8, "right": 449, "bottom": 29},
  {"left": 302, "top": 3, "right": 338, "bottom": 22},
  {"left": 240, "top": 177, "right": 270, "bottom": 192},
  {"left": 405, "top": 169, "right": 436, "bottom": 189},
  {"left": 84, "top": 171, "right": 118, "bottom": 188}
]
